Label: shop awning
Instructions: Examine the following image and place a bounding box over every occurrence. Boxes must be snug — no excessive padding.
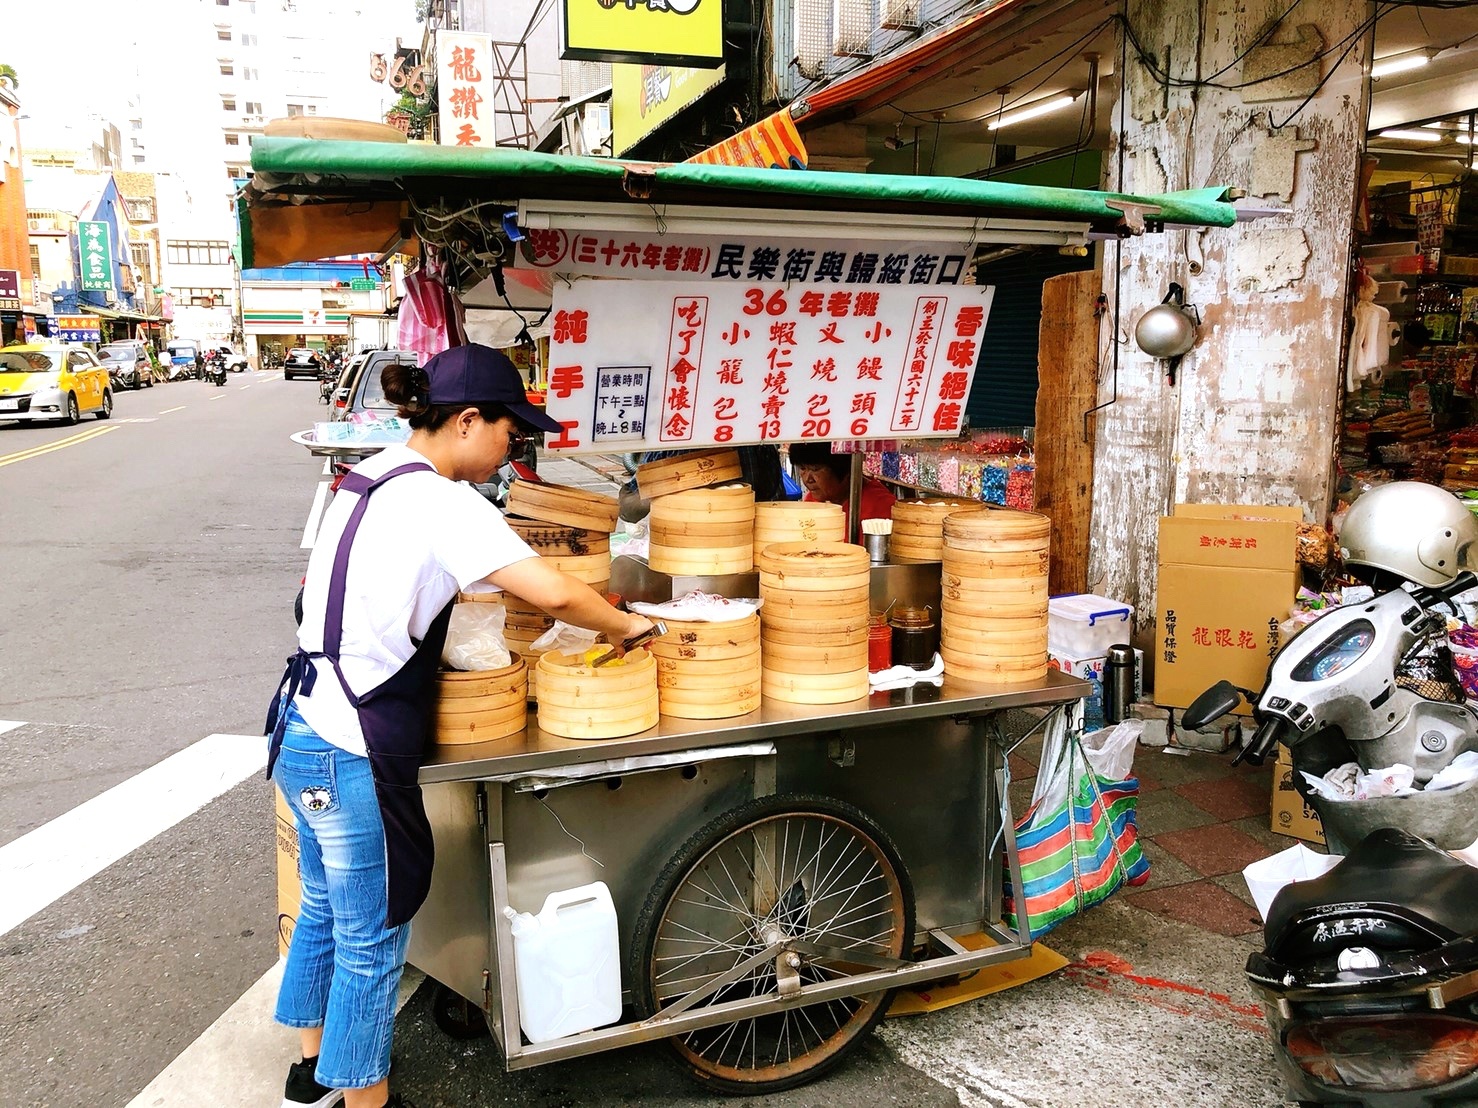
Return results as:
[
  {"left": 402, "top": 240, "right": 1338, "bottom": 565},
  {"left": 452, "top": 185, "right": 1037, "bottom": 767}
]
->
[
  {"left": 91, "top": 305, "right": 161, "bottom": 323},
  {"left": 685, "top": 110, "right": 809, "bottom": 169},
  {"left": 245, "top": 136, "right": 1237, "bottom": 267}
]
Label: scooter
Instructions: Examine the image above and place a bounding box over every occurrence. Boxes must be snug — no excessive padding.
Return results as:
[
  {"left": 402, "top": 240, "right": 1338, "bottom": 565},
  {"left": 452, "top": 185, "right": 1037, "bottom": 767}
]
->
[
  {"left": 1183, "top": 571, "right": 1478, "bottom": 783},
  {"left": 205, "top": 353, "right": 228, "bottom": 387},
  {"left": 318, "top": 365, "right": 337, "bottom": 403},
  {"left": 1249, "top": 826, "right": 1478, "bottom": 1107}
]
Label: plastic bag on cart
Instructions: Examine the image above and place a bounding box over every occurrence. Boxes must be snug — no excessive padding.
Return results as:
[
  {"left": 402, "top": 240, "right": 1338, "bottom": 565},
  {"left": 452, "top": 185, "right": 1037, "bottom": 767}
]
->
[
  {"left": 1079, "top": 719, "right": 1143, "bottom": 782},
  {"left": 440, "top": 596, "right": 511, "bottom": 671},
  {"left": 1004, "top": 711, "right": 1150, "bottom": 940},
  {"left": 530, "top": 620, "right": 601, "bottom": 656}
]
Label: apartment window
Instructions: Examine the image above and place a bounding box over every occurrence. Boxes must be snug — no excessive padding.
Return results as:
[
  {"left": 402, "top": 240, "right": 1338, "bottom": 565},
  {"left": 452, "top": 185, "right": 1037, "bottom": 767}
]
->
[
  {"left": 245, "top": 101, "right": 262, "bottom": 114},
  {"left": 227, "top": 165, "right": 248, "bottom": 178},
  {"left": 217, "top": 29, "right": 232, "bottom": 40},
  {"left": 225, "top": 133, "right": 240, "bottom": 146},
  {"left": 222, "top": 98, "right": 237, "bottom": 112},
  {"left": 220, "top": 64, "right": 234, "bottom": 76},
  {"left": 178, "top": 287, "right": 230, "bottom": 306},
  {"left": 166, "top": 240, "right": 231, "bottom": 266},
  {"left": 240, "top": 33, "right": 257, "bottom": 46},
  {"left": 241, "top": 67, "right": 258, "bottom": 81},
  {"left": 306, "top": 104, "right": 317, "bottom": 115},
  {"left": 132, "top": 155, "right": 146, "bottom": 166},
  {"left": 29, "top": 244, "right": 41, "bottom": 288},
  {"left": 130, "top": 244, "right": 153, "bottom": 288},
  {"left": 131, "top": 119, "right": 143, "bottom": 131},
  {"left": 286, "top": 103, "right": 303, "bottom": 118}
]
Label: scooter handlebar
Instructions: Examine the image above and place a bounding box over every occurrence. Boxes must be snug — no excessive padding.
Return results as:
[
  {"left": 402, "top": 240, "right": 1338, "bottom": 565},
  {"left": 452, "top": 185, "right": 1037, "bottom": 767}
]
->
[
  {"left": 1232, "top": 717, "right": 1285, "bottom": 767},
  {"left": 1411, "top": 570, "right": 1478, "bottom": 608}
]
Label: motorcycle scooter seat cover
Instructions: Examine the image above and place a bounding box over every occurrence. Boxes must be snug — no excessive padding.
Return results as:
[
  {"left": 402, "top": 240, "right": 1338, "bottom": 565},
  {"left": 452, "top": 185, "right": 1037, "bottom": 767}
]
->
[{"left": 1265, "top": 828, "right": 1478, "bottom": 952}]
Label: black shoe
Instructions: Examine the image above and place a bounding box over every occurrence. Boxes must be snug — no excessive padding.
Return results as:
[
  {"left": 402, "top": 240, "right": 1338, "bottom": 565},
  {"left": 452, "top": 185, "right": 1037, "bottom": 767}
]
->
[{"left": 281, "top": 1057, "right": 343, "bottom": 1108}]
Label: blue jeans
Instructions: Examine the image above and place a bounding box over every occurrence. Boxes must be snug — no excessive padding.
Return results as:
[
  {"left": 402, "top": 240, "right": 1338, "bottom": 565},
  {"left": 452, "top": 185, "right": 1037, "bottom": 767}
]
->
[{"left": 272, "top": 706, "right": 410, "bottom": 1089}]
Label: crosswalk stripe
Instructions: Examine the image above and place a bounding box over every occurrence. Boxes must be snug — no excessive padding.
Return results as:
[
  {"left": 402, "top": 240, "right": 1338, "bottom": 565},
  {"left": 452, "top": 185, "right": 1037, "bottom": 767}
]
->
[
  {"left": 125, "top": 961, "right": 424, "bottom": 1107},
  {"left": 0, "top": 733, "right": 267, "bottom": 937}
]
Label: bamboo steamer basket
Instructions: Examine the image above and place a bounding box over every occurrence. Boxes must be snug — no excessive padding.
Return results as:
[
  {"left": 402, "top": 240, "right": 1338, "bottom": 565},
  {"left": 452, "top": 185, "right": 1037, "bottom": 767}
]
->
[
  {"left": 507, "top": 517, "right": 611, "bottom": 557},
  {"left": 760, "top": 622, "right": 869, "bottom": 646},
  {"left": 650, "top": 615, "right": 762, "bottom": 719},
  {"left": 942, "top": 509, "right": 1051, "bottom": 553},
  {"left": 938, "top": 509, "right": 1050, "bottom": 684},
  {"left": 890, "top": 500, "right": 987, "bottom": 562},
  {"left": 752, "top": 502, "right": 846, "bottom": 560},
  {"left": 941, "top": 623, "right": 1050, "bottom": 649},
  {"left": 940, "top": 646, "right": 1048, "bottom": 683},
  {"left": 762, "top": 667, "right": 869, "bottom": 704},
  {"left": 648, "top": 484, "right": 755, "bottom": 576},
  {"left": 543, "top": 550, "right": 612, "bottom": 586},
  {"left": 941, "top": 547, "right": 1051, "bottom": 576},
  {"left": 760, "top": 640, "right": 867, "bottom": 674},
  {"left": 756, "top": 541, "right": 868, "bottom": 577},
  {"left": 758, "top": 571, "right": 872, "bottom": 594},
  {"left": 507, "top": 481, "right": 620, "bottom": 533},
  {"left": 434, "top": 656, "right": 528, "bottom": 744},
  {"left": 535, "top": 648, "right": 659, "bottom": 739},
  {"left": 635, "top": 449, "right": 743, "bottom": 499},
  {"left": 761, "top": 588, "right": 873, "bottom": 615}
]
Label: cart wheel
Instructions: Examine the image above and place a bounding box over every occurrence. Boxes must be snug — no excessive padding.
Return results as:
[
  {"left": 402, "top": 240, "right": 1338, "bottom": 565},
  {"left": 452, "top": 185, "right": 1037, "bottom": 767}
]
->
[
  {"left": 630, "top": 793, "right": 914, "bottom": 1095},
  {"left": 431, "top": 982, "right": 489, "bottom": 1040}
]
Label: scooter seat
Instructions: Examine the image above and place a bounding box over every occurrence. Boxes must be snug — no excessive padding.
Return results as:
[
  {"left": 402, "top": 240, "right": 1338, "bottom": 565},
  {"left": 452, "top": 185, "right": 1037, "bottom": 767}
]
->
[{"left": 1266, "top": 828, "right": 1478, "bottom": 946}]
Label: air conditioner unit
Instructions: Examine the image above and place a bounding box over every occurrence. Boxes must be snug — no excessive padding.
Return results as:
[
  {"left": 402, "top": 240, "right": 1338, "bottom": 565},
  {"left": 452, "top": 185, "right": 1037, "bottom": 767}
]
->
[{"left": 28, "top": 218, "right": 40, "bottom": 231}]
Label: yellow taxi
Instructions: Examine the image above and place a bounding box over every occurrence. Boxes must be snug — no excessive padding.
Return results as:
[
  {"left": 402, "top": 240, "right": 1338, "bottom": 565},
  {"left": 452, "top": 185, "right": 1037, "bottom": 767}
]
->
[{"left": 0, "top": 343, "right": 113, "bottom": 424}]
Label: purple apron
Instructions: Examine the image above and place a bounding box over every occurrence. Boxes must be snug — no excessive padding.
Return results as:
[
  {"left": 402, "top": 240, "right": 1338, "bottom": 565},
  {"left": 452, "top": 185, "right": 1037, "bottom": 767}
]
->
[{"left": 266, "top": 462, "right": 452, "bottom": 927}]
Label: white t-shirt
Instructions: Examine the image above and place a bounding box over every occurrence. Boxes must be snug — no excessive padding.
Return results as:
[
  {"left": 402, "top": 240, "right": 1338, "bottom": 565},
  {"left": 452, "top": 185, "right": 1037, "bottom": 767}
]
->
[{"left": 293, "top": 445, "right": 537, "bottom": 755}]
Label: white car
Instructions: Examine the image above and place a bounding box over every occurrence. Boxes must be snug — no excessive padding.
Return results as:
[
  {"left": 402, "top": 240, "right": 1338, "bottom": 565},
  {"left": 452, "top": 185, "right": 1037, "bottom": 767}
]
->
[{"left": 209, "top": 343, "right": 250, "bottom": 372}]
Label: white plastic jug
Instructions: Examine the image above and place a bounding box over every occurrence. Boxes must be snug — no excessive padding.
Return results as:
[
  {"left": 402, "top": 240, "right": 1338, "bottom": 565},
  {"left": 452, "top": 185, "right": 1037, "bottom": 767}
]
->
[{"left": 502, "top": 881, "right": 622, "bottom": 1044}]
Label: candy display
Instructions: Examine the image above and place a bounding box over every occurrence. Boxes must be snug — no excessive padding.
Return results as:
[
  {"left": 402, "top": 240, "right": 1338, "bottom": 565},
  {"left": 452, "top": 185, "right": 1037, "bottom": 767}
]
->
[{"left": 864, "top": 428, "right": 1036, "bottom": 508}]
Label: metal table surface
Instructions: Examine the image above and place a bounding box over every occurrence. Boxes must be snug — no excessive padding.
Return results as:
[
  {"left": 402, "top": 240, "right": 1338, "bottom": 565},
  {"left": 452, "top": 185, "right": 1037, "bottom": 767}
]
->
[{"left": 420, "top": 667, "right": 1090, "bottom": 783}]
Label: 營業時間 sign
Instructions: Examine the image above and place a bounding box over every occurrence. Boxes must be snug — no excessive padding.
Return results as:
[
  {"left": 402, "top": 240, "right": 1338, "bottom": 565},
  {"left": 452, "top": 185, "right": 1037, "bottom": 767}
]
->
[{"left": 542, "top": 280, "right": 995, "bottom": 453}]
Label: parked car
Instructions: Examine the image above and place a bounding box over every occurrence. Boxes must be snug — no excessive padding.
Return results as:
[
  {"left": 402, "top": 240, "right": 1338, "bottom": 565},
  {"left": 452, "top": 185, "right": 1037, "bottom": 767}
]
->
[
  {"left": 283, "top": 348, "right": 323, "bottom": 380},
  {"left": 329, "top": 349, "right": 419, "bottom": 421},
  {"left": 98, "top": 340, "right": 154, "bottom": 390},
  {"left": 0, "top": 344, "right": 113, "bottom": 423},
  {"left": 208, "top": 343, "right": 250, "bottom": 373}
]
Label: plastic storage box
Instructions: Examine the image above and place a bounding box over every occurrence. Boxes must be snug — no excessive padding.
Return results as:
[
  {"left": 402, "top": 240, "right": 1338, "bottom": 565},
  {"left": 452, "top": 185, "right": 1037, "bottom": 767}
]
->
[{"left": 1048, "top": 594, "right": 1133, "bottom": 658}]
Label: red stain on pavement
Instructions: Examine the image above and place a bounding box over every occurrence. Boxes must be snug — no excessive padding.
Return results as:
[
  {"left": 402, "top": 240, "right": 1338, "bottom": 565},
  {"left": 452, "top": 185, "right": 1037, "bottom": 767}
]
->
[{"left": 1062, "top": 951, "right": 1267, "bottom": 1036}]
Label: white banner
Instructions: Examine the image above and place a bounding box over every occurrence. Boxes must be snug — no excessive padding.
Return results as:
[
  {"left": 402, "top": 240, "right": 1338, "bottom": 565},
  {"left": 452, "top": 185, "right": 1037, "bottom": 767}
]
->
[
  {"left": 542, "top": 280, "right": 994, "bottom": 453},
  {"left": 437, "top": 31, "right": 495, "bottom": 148},
  {"left": 515, "top": 231, "right": 971, "bottom": 285}
]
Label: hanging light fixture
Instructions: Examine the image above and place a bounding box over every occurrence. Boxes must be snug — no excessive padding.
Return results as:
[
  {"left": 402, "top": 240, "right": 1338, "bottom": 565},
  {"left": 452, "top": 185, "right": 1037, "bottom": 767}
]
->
[
  {"left": 1371, "top": 49, "right": 1437, "bottom": 79},
  {"left": 987, "top": 91, "right": 1083, "bottom": 130},
  {"left": 1376, "top": 129, "right": 1444, "bottom": 142}
]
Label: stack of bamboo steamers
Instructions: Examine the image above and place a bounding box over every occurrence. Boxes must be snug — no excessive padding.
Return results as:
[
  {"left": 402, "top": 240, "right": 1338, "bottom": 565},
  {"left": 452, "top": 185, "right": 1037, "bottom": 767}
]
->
[{"left": 936, "top": 507, "right": 1051, "bottom": 683}]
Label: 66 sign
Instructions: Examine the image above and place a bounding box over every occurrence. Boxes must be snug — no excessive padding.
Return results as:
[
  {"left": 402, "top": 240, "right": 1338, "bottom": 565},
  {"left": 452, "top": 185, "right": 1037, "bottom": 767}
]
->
[{"left": 542, "top": 279, "right": 995, "bottom": 453}]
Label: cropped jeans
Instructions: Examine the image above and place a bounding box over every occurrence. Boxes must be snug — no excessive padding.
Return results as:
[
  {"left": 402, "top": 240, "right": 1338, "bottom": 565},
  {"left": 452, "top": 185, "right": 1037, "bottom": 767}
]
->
[{"left": 271, "top": 704, "right": 410, "bottom": 1090}]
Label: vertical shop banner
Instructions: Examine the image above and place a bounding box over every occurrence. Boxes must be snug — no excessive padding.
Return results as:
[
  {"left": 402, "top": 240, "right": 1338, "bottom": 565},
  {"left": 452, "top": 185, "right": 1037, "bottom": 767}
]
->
[
  {"left": 611, "top": 63, "right": 725, "bottom": 155},
  {"left": 437, "top": 31, "right": 495, "bottom": 148},
  {"left": 78, "top": 221, "right": 114, "bottom": 292},
  {"left": 543, "top": 280, "right": 995, "bottom": 453},
  {"left": 1417, "top": 199, "right": 1443, "bottom": 275},
  {"left": 0, "top": 269, "right": 20, "bottom": 311}
]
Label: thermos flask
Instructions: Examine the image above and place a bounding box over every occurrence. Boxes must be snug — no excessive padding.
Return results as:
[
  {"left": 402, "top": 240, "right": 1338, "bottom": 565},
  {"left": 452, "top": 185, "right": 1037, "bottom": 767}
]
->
[{"left": 1103, "top": 644, "right": 1136, "bottom": 725}]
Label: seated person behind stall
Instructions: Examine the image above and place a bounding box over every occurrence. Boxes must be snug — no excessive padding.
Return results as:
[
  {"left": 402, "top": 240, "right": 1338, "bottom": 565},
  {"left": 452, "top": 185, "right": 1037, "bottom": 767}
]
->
[
  {"left": 619, "top": 446, "right": 787, "bottom": 523},
  {"left": 788, "top": 441, "right": 896, "bottom": 531}
]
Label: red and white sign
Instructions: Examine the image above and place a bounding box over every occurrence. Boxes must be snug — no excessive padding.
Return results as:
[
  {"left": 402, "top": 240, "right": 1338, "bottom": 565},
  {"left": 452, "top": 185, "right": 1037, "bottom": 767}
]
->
[
  {"left": 543, "top": 280, "right": 994, "bottom": 453},
  {"left": 516, "top": 231, "right": 971, "bottom": 285},
  {"left": 437, "top": 31, "right": 495, "bottom": 148}
]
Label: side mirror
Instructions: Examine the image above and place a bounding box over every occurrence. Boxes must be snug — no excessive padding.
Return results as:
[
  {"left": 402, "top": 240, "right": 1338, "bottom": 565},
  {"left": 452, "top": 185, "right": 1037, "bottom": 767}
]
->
[{"left": 1181, "top": 680, "right": 1242, "bottom": 730}]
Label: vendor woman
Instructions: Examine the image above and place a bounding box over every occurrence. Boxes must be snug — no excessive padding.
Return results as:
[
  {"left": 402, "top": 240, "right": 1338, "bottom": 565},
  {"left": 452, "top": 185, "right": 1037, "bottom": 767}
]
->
[
  {"left": 789, "top": 441, "right": 896, "bottom": 530},
  {"left": 264, "top": 344, "right": 653, "bottom": 1108}
]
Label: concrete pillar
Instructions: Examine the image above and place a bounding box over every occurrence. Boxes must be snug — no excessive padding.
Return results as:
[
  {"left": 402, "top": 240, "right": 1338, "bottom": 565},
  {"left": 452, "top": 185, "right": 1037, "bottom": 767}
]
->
[{"left": 1089, "top": 0, "right": 1369, "bottom": 644}]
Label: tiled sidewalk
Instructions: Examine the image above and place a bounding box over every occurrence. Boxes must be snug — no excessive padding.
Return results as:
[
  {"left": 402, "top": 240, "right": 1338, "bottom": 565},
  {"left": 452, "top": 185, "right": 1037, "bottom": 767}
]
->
[{"left": 1009, "top": 734, "right": 1290, "bottom": 942}]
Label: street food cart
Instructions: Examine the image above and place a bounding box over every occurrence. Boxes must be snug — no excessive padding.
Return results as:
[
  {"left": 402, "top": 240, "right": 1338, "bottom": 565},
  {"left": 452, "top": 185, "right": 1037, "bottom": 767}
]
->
[{"left": 244, "top": 136, "right": 1240, "bottom": 1090}]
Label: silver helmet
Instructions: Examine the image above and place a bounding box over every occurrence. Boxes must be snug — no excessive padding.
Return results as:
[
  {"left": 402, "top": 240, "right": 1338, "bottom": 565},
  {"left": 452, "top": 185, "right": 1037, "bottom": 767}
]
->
[{"left": 1338, "top": 481, "right": 1478, "bottom": 587}]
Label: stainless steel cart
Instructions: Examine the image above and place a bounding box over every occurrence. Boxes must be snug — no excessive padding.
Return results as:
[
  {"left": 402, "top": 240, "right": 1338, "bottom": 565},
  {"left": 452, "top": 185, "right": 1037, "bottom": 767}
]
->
[{"left": 410, "top": 669, "right": 1089, "bottom": 1093}]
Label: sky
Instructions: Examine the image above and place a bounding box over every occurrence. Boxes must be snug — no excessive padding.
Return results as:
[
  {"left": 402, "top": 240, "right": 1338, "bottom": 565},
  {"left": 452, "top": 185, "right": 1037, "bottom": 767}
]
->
[{"left": 7, "top": 0, "right": 422, "bottom": 216}]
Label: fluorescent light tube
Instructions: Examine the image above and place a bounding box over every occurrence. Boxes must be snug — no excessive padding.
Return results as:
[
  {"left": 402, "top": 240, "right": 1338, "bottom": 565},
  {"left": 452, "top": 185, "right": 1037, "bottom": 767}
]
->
[
  {"left": 1372, "top": 52, "right": 1432, "bottom": 79},
  {"left": 1377, "top": 129, "right": 1444, "bottom": 142},
  {"left": 987, "top": 93, "right": 1082, "bottom": 130}
]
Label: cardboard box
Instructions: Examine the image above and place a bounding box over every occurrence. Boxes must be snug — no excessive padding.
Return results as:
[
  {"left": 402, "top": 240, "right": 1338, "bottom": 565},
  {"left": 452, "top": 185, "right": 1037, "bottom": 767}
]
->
[
  {"left": 1271, "top": 747, "right": 1326, "bottom": 845},
  {"left": 1155, "top": 504, "right": 1301, "bottom": 712},
  {"left": 275, "top": 789, "right": 302, "bottom": 956},
  {"left": 1049, "top": 647, "right": 1144, "bottom": 731}
]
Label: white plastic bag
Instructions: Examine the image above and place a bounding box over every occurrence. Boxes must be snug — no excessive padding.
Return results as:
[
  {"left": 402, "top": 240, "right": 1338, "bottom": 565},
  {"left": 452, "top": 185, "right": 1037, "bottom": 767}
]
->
[
  {"left": 1080, "top": 720, "right": 1143, "bottom": 782},
  {"left": 441, "top": 599, "right": 511, "bottom": 671},
  {"left": 1427, "top": 751, "right": 1478, "bottom": 792},
  {"left": 1243, "top": 843, "right": 1340, "bottom": 921},
  {"left": 530, "top": 620, "right": 601, "bottom": 655}
]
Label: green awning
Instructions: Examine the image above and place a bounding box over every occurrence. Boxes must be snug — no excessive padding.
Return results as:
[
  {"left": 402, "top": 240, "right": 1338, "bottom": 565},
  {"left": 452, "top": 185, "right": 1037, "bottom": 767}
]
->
[{"left": 251, "top": 137, "right": 1234, "bottom": 228}]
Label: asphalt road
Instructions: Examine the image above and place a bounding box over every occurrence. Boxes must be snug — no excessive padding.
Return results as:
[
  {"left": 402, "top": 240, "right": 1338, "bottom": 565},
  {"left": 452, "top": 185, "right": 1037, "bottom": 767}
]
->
[{"left": 0, "top": 374, "right": 1293, "bottom": 1107}]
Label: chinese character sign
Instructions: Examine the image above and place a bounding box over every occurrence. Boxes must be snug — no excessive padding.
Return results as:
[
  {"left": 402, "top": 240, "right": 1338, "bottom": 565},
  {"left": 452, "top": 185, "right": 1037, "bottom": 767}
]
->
[
  {"left": 78, "top": 221, "right": 114, "bottom": 292},
  {"left": 0, "top": 268, "right": 19, "bottom": 311},
  {"left": 437, "top": 31, "right": 494, "bottom": 148},
  {"left": 543, "top": 280, "right": 995, "bottom": 453},
  {"left": 55, "top": 315, "right": 102, "bottom": 342},
  {"left": 517, "top": 231, "right": 971, "bottom": 286}
]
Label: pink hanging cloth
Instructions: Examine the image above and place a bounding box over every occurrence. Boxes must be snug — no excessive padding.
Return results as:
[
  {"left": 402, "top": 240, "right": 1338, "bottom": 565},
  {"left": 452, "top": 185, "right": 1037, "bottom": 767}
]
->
[{"left": 398, "top": 257, "right": 467, "bottom": 363}]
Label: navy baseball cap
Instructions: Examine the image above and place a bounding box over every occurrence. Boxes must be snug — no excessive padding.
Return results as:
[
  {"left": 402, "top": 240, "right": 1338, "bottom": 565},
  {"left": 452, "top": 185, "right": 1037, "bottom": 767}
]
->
[{"left": 423, "top": 343, "right": 563, "bottom": 434}]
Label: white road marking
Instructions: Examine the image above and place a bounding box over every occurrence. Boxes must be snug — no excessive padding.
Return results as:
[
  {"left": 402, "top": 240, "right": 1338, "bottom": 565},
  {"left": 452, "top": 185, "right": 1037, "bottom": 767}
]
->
[
  {"left": 160, "top": 405, "right": 185, "bottom": 414},
  {"left": 125, "top": 962, "right": 424, "bottom": 1108},
  {"left": 300, "top": 481, "right": 331, "bottom": 550},
  {"left": 239, "top": 383, "right": 252, "bottom": 390},
  {"left": 118, "top": 417, "right": 159, "bottom": 423},
  {"left": 321, "top": 459, "right": 331, "bottom": 476},
  {"left": 208, "top": 394, "right": 225, "bottom": 402},
  {"left": 0, "top": 721, "right": 24, "bottom": 736},
  {"left": 0, "top": 733, "right": 266, "bottom": 938}
]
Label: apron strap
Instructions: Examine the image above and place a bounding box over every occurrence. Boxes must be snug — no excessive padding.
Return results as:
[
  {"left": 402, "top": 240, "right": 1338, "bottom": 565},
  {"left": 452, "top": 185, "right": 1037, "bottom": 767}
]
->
[{"left": 321, "top": 462, "right": 435, "bottom": 659}]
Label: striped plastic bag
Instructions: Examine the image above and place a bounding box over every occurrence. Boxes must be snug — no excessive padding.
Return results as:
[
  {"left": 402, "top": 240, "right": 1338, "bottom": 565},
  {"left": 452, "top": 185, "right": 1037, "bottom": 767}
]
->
[{"left": 1003, "top": 713, "right": 1150, "bottom": 940}]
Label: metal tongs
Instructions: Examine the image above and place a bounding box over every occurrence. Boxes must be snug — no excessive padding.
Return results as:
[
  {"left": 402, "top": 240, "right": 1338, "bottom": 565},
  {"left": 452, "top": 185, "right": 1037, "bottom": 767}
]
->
[{"left": 590, "top": 619, "right": 668, "bottom": 667}]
